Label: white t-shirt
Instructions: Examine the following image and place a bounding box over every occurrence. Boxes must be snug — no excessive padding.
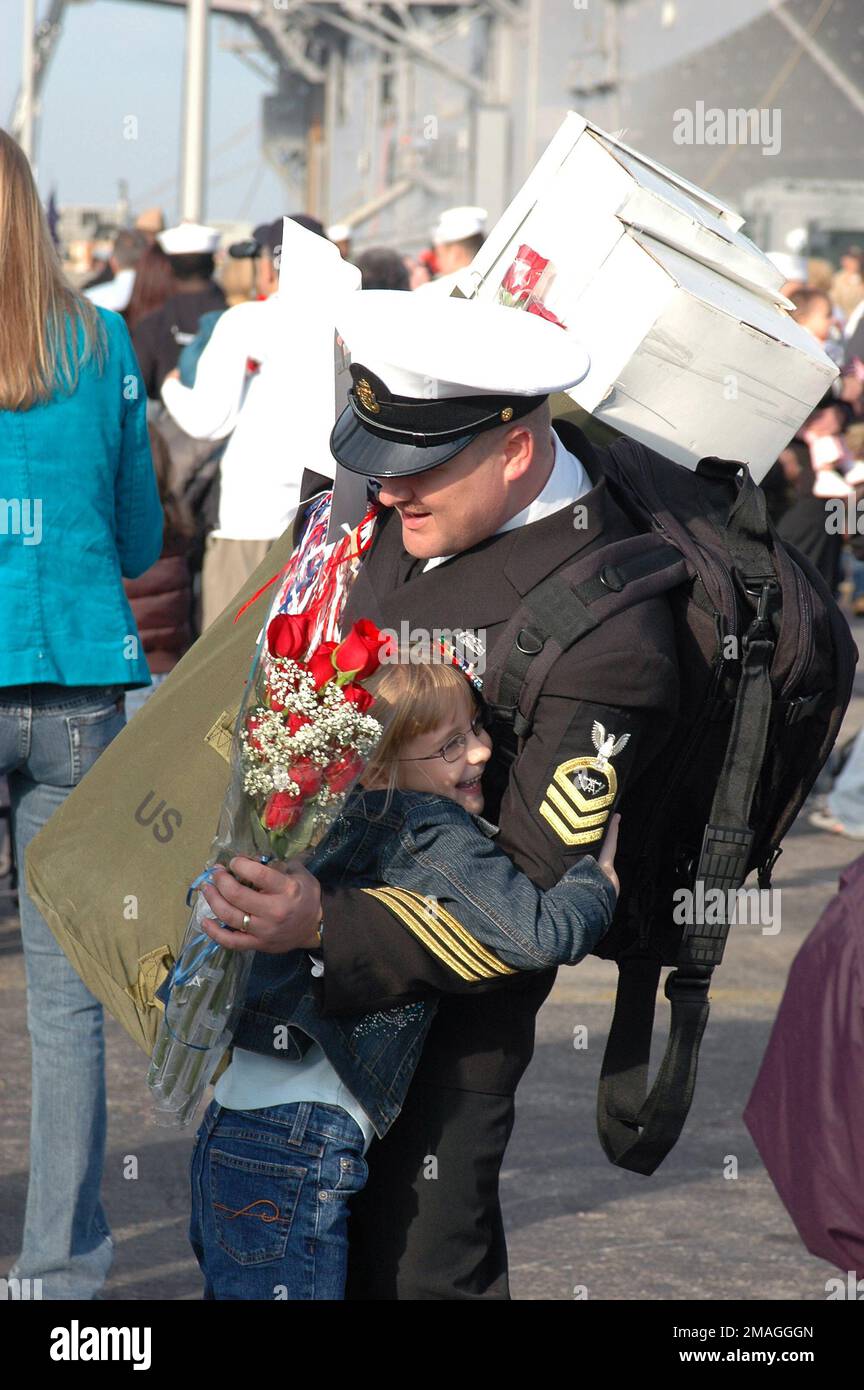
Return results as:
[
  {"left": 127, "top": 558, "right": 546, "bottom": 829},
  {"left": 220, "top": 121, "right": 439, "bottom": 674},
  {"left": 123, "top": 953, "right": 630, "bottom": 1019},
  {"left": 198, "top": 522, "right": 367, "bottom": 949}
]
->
[{"left": 214, "top": 1038, "right": 376, "bottom": 1152}]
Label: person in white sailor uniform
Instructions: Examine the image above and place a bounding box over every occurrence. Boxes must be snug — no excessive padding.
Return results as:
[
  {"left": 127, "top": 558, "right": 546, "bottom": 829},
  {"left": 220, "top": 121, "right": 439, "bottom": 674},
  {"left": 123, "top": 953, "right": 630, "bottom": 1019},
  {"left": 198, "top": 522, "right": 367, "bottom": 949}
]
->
[{"left": 416, "top": 204, "right": 487, "bottom": 297}]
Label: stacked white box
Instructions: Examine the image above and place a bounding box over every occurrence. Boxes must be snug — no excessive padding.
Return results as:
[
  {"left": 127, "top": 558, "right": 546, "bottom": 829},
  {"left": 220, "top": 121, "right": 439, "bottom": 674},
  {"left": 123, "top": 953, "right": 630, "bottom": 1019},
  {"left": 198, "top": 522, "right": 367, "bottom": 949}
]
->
[{"left": 458, "top": 113, "right": 837, "bottom": 481}]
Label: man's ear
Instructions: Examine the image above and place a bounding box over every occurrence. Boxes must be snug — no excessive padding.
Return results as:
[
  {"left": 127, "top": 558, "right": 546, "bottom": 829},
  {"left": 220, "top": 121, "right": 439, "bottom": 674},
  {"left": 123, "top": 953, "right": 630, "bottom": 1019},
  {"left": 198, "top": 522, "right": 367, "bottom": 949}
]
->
[{"left": 501, "top": 424, "right": 535, "bottom": 482}]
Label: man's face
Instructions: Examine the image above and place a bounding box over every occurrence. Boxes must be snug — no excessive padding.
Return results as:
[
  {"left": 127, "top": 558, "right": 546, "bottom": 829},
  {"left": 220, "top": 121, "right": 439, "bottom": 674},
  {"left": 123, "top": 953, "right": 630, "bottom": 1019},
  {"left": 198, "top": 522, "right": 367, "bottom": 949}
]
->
[
  {"left": 434, "top": 240, "right": 472, "bottom": 276},
  {"left": 376, "top": 422, "right": 539, "bottom": 558},
  {"left": 255, "top": 252, "right": 279, "bottom": 297},
  {"left": 802, "top": 296, "right": 833, "bottom": 342}
]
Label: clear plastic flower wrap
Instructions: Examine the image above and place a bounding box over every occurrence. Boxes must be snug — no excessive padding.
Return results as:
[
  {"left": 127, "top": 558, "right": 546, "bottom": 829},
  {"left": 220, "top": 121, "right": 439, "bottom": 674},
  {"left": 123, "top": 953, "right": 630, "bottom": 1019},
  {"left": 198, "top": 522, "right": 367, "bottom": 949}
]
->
[{"left": 147, "top": 496, "right": 384, "bottom": 1126}]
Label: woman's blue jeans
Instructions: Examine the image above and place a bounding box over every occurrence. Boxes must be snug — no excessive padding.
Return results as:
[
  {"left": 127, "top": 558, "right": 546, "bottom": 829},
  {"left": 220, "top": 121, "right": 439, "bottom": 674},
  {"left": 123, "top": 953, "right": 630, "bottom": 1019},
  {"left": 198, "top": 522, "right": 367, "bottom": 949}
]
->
[
  {"left": 2, "top": 683, "right": 126, "bottom": 1300},
  {"left": 190, "top": 1100, "right": 369, "bottom": 1300}
]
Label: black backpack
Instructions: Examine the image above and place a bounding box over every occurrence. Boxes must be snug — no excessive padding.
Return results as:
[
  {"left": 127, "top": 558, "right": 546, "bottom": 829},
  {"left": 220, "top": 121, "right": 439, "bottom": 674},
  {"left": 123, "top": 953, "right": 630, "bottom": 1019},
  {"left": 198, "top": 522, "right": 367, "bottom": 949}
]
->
[{"left": 482, "top": 434, "right": 858, "bottom": 1176}]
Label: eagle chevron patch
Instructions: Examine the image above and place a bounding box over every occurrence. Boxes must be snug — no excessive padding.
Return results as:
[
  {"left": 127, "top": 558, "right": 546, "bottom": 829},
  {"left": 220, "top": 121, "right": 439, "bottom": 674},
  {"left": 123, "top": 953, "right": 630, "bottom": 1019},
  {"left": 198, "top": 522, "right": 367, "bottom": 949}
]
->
[{"left": 539, "top": 721, "right": 629, "bottom": 847}]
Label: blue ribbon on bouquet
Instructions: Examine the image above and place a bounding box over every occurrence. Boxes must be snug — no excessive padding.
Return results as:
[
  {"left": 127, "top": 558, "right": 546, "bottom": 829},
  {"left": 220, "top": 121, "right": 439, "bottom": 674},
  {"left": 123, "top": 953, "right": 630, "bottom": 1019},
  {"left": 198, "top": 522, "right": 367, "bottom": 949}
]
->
[{"left": 156, "top": 856, "right": 273, "bottom": 1004}]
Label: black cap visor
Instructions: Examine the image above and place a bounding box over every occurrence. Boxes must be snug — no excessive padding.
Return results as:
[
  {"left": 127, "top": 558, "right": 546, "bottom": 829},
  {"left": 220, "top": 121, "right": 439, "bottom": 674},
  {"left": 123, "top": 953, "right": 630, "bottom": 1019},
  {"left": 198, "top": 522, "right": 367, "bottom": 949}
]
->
[{"left": 329, "top": 403, "right": 482, "bottom": 477}]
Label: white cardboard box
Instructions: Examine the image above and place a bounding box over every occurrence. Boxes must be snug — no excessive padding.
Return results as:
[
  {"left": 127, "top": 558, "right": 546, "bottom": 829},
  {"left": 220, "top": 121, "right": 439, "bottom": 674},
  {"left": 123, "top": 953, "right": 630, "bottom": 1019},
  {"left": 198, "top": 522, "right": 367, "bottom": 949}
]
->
[{"left": 459, "top": 113, "right": 837, "bottom": 481}]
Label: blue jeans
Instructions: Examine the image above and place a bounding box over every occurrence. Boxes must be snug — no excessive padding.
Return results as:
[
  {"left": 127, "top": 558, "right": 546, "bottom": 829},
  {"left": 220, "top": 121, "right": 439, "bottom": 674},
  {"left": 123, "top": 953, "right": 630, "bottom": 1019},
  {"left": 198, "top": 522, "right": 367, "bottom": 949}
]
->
[
  {"left": 827, "top": 723, "right": 864, "bottom": 835},
  {"left": 124, "top": 671, "right": 166, "bottom": 720},
  {"left": 189, "top": 1100, "right": 369, "bottom": 1300},
  {"left": 2, "top": 683, "right": 126, "bottom": 1300}
]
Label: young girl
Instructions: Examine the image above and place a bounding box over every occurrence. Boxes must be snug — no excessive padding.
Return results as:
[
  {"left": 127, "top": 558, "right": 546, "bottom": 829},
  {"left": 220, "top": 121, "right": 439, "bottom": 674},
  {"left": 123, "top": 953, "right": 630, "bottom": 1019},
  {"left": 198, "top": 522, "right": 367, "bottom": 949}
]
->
[{"left": 189, "top": 657, "right": 620, "bottom": 1300}]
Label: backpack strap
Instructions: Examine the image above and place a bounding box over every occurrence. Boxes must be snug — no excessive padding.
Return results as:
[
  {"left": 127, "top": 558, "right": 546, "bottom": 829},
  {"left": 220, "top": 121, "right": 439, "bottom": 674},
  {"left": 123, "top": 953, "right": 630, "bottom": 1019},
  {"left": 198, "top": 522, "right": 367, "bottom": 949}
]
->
[
  {"left": 595, "top": 576, "right": 778, "bottom": 1175},
  {"left": 596, "top": 957, "right": 710, "bottom": 1175},
  {"left": 483, "top": 534, "right": 688, "bottom": 739}
]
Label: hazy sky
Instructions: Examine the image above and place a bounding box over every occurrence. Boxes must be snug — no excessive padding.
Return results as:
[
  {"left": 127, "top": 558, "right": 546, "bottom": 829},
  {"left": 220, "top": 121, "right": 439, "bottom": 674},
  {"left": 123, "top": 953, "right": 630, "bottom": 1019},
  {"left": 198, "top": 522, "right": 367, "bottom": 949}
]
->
[{"left": 1, "top": 0, "right": 286, "bottom": 224}]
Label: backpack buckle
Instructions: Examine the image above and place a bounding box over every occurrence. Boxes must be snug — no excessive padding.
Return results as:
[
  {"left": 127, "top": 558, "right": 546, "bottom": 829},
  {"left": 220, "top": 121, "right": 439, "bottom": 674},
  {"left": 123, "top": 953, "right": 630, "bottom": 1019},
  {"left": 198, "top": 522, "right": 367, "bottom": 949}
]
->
[
  {"left": 516, "top": 628, "right": 544, "bottom": 655},
  {"left": 665, "top": 968, "right": 712, "bottom": 1004},
  {"left": 742, "top": 578, "right": 779, "bottom": 648}
]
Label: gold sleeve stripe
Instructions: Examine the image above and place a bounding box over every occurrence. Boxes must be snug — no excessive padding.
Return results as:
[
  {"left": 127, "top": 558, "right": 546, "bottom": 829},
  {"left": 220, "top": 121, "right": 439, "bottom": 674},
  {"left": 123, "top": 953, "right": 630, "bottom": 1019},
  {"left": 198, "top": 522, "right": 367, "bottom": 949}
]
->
[
  {"left": 378, "top": 887, "right": 516, "bottom": 976},
  {"left": 540, "top": 799, "right": 605, "bottom": 846},
  {"left": 360, "top": 888, "right": 483, "bottom": 980},
  {"left": 361, "top": 887, "right": 515, "bottom": 980},
  {"left": 545, "top": 782, "right": 609, "bottom": 830}
]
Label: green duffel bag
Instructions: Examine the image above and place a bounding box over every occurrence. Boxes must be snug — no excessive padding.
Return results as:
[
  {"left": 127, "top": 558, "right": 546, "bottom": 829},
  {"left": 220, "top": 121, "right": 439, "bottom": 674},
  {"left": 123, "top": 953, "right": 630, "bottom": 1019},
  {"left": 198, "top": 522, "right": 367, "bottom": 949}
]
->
[{"left": 25, "top": 526, "right": 301, "bottom": 1058}]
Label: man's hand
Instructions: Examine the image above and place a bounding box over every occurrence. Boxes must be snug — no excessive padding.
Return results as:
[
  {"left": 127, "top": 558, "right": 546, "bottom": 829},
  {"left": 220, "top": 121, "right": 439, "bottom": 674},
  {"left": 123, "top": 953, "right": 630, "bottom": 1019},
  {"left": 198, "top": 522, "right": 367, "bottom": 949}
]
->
[{"left": 198, "top": 855, "right": 322, "bottom": 953}]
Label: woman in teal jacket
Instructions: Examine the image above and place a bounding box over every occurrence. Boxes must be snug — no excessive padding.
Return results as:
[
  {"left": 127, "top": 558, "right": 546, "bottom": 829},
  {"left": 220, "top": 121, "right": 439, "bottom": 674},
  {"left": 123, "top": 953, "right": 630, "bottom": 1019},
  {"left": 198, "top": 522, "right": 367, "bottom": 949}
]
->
[{"left": 0, "top": 131, "right": 163, "bottom": 1300}]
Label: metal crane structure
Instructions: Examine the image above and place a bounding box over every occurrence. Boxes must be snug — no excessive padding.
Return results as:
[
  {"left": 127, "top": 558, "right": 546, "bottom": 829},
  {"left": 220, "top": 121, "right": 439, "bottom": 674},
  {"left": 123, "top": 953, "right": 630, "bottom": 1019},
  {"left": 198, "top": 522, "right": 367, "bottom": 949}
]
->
[
  {"left": 9, "top": 0, "right": 531, "bottom": 249},
  {"left": 16, "top": 1, "right": 864, "bottom": 255}
]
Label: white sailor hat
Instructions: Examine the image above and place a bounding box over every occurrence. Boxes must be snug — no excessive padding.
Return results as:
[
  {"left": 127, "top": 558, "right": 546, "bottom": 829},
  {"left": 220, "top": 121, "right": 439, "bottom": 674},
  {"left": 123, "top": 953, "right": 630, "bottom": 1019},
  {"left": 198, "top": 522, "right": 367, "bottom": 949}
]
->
[
  {"left": 157, "top": 221, "right": 221, "bottom": 256},
  {"left": 432, "top": 205, "right": 487, "bottom": 246},
  {"left": 330, "top": 290, "right": 590, "bottom": 477}
]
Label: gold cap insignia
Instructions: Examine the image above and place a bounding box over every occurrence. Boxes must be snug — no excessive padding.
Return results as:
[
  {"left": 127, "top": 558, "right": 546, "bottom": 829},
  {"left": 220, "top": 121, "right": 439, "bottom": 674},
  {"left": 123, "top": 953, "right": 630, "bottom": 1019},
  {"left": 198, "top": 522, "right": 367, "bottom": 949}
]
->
[
  {"left": 500, "top": 406, "right": 514, "bottom": 422},
  {"left": 356, "top": 378, "right": 381, "bottom": 414}
]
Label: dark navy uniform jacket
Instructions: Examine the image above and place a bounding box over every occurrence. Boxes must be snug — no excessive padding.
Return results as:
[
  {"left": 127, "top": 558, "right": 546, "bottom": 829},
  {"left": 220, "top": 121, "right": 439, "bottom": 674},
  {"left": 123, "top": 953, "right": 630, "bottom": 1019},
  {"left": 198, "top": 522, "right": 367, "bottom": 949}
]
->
[{"left": 315, "top": 419, "right": 680, "bottom": 1098}]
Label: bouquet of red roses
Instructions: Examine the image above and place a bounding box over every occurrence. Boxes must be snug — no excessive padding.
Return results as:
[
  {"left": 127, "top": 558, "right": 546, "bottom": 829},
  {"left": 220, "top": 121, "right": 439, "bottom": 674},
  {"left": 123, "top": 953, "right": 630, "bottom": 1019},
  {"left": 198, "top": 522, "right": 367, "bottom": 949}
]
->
[
  {"left": 148, "top": 497, "right": 387, "bottom": 1126},
  {"left": 241, "top": 611, "right": 387, "bottom": 860}
]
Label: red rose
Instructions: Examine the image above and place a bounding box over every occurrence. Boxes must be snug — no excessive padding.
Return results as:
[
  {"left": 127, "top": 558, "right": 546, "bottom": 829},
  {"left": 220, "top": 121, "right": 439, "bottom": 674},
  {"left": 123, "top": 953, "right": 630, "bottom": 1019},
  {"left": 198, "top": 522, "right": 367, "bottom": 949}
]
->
[
  {"left": 333, "top": 619, "right": 386, "bottom": 681},
  {"left": 342, "top": 682, "right": 374, "bottom": 713},
  {"left": 264, "top": 684, "right": 285, "bottom": 712},
  {"left": 246, "top": 714, "right": 264, "bottom": 751},
  {"left": 287, "top": 712, "right": 312, "bottom": 736},
  {"left": 307, "top": 641, "right": 339, "bottom": 690},
  {"left": 267, "top": 612, "right": 313, "bottom": 659},
  {"left": 286, "top": 759, "right": 323, "bottom": 798},
  {"left": 263, "top": 791, "right": 304, "bottom": 831},
  {"left": 324, "top": 753, "right": 364, "bottom": 793},
  {"left": 499, "top": 244, "right": 549, "bottom": 301},
  {"left": 526, "top": 299, "right": 566, "bottom": 328}
]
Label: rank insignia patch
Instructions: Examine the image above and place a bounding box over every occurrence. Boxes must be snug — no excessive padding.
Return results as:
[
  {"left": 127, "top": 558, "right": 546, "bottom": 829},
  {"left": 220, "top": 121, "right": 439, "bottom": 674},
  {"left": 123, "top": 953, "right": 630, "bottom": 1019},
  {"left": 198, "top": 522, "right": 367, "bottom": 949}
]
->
[{"left": 540, "top": 721, "right": 630, "bottom": 846}]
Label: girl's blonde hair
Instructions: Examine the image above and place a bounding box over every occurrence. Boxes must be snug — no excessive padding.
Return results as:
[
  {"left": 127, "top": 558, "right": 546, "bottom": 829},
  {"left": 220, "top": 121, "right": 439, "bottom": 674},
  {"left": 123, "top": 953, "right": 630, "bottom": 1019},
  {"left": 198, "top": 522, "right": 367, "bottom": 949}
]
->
[
  {"left": 0, "top": 130, "right": 106, "bottom": 410},
  {"left": 363, "top": 658, "right": 478, "bottom": 796}
]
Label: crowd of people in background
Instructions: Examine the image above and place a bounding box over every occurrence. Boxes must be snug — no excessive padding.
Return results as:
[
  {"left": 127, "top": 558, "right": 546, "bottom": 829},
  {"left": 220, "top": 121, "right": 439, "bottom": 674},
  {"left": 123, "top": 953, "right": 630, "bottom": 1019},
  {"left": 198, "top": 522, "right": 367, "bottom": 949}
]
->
[{"left": 761, "top": 247, "right": 864, "bottom": 602}]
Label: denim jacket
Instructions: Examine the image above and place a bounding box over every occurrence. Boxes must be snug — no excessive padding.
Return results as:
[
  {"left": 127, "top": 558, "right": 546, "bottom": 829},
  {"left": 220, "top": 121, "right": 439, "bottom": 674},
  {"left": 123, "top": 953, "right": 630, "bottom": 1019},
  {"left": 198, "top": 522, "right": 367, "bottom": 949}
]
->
[{"left": 232, "top": 788, "right": 615, "bottom": 1137}]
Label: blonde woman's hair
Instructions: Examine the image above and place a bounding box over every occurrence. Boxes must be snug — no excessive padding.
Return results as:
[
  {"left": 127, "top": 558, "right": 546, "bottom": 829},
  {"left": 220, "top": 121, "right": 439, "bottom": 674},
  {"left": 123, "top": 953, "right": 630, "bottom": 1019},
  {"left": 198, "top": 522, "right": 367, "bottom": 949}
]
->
[
  {"left": 217, "top": 254, "right": 255, "bottom": 307},
  {"left": 0, "top": 129, "right": 106, "bottom": 410},
  {"left": 363, "top": 658, "right": 479, "bottom": 797}
]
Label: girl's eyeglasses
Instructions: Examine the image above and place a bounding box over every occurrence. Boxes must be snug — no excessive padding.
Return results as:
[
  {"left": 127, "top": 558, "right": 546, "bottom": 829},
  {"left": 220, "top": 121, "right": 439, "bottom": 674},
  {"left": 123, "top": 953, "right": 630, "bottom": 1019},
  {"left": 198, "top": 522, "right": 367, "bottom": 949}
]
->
[{"left": 400, "top": 709, "right": 488, "bottom": 764}]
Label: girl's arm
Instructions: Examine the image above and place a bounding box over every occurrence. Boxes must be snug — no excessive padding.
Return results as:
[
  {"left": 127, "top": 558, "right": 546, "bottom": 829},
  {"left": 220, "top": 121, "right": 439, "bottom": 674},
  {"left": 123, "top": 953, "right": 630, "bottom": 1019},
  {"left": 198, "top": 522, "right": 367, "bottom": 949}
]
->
[{"left": 360, "top": 807, "right": 619, "bottom": 980}]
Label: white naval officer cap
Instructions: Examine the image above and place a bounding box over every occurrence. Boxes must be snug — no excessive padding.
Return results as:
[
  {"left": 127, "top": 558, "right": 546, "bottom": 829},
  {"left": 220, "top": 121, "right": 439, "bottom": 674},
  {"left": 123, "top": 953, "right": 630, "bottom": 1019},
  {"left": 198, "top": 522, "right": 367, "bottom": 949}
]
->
[
  {"left": 329, "top": 290, "right": 590, "bottom": 477},
  {"left": 157, "top": 221, "right": 221, "bottom": 255},
  {"left": 432, "top": 205, "right": 487, "bottom": 246}
]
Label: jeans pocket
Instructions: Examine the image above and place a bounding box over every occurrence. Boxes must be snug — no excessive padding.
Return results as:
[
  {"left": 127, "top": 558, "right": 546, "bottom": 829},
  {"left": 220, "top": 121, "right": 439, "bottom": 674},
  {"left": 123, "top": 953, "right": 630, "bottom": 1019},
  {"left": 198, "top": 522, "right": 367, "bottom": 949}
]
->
[
  {"left": 67, "top": 700, "right": 126, "bottom": 784},
  {"left": 321, "top": 1150, "right": 368, "bottom": 1202},
  {"left": 210, "top": 1148, "right": 307, "bottom": 1266}
]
